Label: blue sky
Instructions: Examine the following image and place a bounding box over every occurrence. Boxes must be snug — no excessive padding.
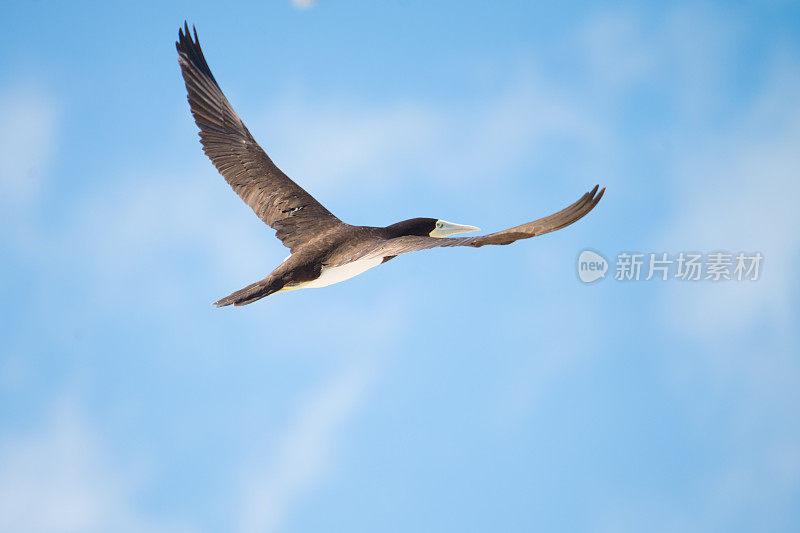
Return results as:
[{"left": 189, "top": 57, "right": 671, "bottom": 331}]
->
[{"left": 1, "top": 1, "right": 799, "bottom": 531}]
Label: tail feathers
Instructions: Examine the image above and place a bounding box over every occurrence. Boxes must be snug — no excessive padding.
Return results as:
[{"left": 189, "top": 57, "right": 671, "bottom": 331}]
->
[{"left": 214, "top": 277, "right": 283, "bottom": 307}]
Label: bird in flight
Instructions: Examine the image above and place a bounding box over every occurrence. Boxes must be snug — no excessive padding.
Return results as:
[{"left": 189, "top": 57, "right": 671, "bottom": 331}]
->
[{"left": 176, "top": 23, "right": 605, "bottom": 307}]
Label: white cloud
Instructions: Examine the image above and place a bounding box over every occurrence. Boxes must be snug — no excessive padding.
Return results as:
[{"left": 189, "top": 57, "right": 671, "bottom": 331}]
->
[
  {"left": 657, "top": 55, "right": 800, "bottom": 526},
  {"left": 578, "top": 10, "right": 655, "bottom": 91},
  {"left": 632, "top": 17, "right": 800, "bottom": 531},
  {"left": 441, "top": 72, "right": 610, "bottom": 183},
  {"left": 0, "top": 396, "right": 193, "bottom": 533},
  {"left": 555, "top": 8, "right": 800, "bottom": 530},
  {"left": 290, "top": 0, "right": 316, "bottom": 10},
  {"left": 0, "top": 82, "right": 58, "bottom": 206},
  {"left": 237, "top": 360, "right": 374, "bottom": 533},
  {"left": 68, "top": 167, "right": 273, "bottom": 299},
  {"left": 261, "top": 97, "right": 438, "bottom": 194},
  {"left": 660, "top": 55, "right": 800, "bottom": 338},
  {"left": 251, "top": 72, "right": 609, "bottom": 203}
]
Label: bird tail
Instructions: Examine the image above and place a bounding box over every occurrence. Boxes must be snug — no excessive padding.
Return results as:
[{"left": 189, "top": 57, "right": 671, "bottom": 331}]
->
[{"left": 213, "top": 277, "right": 284, "bottom": 307}]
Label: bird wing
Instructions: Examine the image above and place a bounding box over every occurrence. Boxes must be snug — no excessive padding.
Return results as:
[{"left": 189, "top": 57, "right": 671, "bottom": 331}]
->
[
  {"left": 176, "top": 23, "right": 342, "bottom": 252},
  {"left": 354, "top": 185, "right": 605, "bottom": 260}
]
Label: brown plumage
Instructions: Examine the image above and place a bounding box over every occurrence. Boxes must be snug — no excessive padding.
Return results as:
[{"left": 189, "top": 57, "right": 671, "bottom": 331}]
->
[
  {"left": 176, "top": 23, "right": 340, "bottom": 252},
  {"left": 176, "top": 23, "right": 605, "bottom": 307}
]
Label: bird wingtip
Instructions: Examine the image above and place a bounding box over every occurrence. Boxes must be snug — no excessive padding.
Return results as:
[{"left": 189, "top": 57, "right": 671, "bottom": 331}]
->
[
  {"left": 177, "top": 21, "right": 199, "bottom": 47},
  {"left": 596, "top": 185, "right": 606, "bottom": 200}
]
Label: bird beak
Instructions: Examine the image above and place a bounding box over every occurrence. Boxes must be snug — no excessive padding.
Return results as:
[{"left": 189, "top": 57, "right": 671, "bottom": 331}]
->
[{"left": 429, "top": 220, "right": 481, "bottom": 238}]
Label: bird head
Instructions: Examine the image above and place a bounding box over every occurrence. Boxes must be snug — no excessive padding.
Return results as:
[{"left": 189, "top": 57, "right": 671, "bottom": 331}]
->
[{"left": 386, "top": 218, "right": 480, "bottom": 238}]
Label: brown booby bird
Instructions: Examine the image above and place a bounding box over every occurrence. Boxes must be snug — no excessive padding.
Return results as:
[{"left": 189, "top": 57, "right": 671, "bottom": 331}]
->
[{"left": 176, "top": 24, "right": 605, "bottom": 307}]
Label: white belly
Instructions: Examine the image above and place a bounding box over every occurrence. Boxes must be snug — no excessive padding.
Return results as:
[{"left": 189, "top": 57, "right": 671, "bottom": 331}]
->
[{"left": 281, "top": 257, "right": 384, "bottom": 291}]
